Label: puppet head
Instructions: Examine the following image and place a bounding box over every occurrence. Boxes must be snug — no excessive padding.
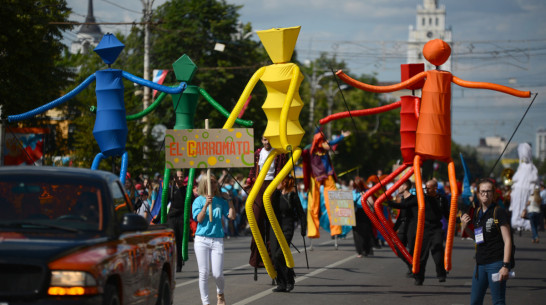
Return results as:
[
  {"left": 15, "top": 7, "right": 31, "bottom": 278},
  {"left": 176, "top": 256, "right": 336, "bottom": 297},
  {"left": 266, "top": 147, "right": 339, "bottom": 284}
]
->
[
  {"left": 172, "top": 54, "right": 197, "bottom": 83},
  {"left": 94, "top": 33, "right": 125, "bottom": 65},
  {"left": 257, "top": 26, "right": 301, "bottom": 64},
  {"left": 310, "top": 127, "right": 325, "bottom": 154},
  {"left": 422, "top": 39, "right": 451, "bottom": 67}
]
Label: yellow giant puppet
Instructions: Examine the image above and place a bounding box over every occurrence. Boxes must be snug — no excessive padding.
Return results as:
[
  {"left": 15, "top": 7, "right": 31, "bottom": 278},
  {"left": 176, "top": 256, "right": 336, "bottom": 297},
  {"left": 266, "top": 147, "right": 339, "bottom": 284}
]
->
[{"left": 223, "top": 26, "right": 304, "bottom": 279}]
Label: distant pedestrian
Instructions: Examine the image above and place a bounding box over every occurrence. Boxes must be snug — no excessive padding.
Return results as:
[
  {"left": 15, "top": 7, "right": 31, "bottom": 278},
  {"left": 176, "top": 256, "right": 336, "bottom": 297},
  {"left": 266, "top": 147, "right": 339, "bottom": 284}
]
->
[
  {"left": 539, "top": 183, "right": 546, "bottom": 231},
  {"left": 167, "top": 170, "right": 192, "bottom": 273},
  {"left": 526, "top": 187, "right": 541, "bottom": 243},
  {"left": 351, "top": 176, "right": 374, "bottom": 258}
]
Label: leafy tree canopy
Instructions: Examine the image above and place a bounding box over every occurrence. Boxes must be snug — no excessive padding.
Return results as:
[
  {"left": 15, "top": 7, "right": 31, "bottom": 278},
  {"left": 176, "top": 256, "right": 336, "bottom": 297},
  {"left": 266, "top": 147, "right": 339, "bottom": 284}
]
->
[{"left": 0, "top": 0, "right": 73, "bottom": 118}]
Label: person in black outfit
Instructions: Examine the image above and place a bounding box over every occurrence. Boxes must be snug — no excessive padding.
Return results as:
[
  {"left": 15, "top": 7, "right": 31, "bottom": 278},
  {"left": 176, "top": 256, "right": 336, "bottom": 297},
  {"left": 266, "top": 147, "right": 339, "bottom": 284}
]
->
[
  {"left": 167, "top": 170, "right": 193, "bottom": 273},
  {"left": 388, "top": 179, "right": 449, "bottom": 285},
  {"left": 417, "top": 179, "right": 450, "bottom": 285},
  {"left": 393, "top": 181, "right": 414, "bottom": 248},
  {"left": 461, "top": 178, "right": 513, "bottom": 304},
  {"left": 270, "top": 176, "right": 306, "bottom": 292},
  {"left": 388, "top": 180, "right": 416, "bottom": 277},
  {"left": 352, "top": 176, "right": 375, "bottom": 257}
]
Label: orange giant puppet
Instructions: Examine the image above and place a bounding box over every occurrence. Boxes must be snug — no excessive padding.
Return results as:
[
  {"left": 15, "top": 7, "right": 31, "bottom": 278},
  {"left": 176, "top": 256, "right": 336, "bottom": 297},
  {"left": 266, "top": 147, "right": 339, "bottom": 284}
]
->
[
  {"left": 320, "top": 63, "right": 425, "bottom": 266},
  {"left": 335, "top": 39, "right": 531, "bottom": 273}
]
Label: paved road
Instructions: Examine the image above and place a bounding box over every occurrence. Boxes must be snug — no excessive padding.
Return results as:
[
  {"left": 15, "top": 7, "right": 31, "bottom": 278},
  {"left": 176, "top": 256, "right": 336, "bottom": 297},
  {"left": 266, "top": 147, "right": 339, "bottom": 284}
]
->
[{"left": 173, "top": 228, "right": 546, "bottom": 305}]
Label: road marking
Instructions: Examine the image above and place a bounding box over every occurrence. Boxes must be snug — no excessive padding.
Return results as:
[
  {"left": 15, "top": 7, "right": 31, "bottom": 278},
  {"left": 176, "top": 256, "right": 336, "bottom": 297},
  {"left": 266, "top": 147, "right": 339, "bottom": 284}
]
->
[
  {"left": 175, "top": 262, "right": 250, "bottom": 288},
  {"left": 233, "top": 254, "right": 356, "bottom": 305},
  {"left": 175, "top": 237, "right": 354, "bottom": 289}
]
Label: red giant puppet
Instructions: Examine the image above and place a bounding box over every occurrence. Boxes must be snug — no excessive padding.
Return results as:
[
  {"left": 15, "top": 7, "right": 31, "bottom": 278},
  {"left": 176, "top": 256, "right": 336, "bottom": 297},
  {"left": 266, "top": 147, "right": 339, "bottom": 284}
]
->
[{"left": 327, "top": 39, "right": 530, "bottom": 273}]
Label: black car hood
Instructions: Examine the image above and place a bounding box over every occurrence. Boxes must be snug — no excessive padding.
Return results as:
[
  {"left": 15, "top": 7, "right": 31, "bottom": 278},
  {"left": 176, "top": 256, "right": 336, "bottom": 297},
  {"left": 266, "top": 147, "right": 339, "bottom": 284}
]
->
[{"left": 0, "top": 235, "right": 108, "bottom": 265}]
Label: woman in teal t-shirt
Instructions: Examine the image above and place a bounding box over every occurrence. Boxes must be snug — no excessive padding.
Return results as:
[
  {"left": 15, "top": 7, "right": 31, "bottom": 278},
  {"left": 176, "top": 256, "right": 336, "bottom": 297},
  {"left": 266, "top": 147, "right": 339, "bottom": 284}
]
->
[{"left": 192, "top": 175, "right": 235, "bottom": 305}]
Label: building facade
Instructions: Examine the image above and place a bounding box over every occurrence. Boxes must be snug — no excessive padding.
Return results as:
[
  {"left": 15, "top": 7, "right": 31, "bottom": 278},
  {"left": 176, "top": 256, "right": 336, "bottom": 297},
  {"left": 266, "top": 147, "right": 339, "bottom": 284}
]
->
[{"left": 536, "top": 129, "right": 546, "bottom": 162}]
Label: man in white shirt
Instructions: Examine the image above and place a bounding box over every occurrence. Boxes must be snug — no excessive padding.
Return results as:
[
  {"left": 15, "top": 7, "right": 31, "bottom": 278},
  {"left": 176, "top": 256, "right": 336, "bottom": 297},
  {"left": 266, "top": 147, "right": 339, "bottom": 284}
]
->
[{"left": 245, "top": 136, "right": 287, "bottom": 280}]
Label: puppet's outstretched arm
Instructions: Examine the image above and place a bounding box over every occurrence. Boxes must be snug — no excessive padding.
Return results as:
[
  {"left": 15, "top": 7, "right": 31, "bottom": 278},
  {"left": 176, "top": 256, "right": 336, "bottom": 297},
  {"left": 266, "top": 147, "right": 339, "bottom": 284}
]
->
[
  {"left": 8, "top": 74, "right": 96, "bottom": 123},
  {"left": 223, "top": 67, "right": 266, "bottom": 129},
  {"left": 452, "top": 76, "right": 530, "bottom": 98},
  {"left": 122, "top": 71, "right": 186, "bottom": 94},
  {"left": 279, "top": 65, "right": 301, "bottom": 151},
  {"left": 126, "top": 91, "right": 168, "bottom": 120},
  {"left": 198, "top": 88, "right": 253, "bottom": 127},
  {"left": 336, "top": 70, "right": 427, "bottom": 93},
  {"left": 319, "top": 100, "right": 402, "bottom": 125}
]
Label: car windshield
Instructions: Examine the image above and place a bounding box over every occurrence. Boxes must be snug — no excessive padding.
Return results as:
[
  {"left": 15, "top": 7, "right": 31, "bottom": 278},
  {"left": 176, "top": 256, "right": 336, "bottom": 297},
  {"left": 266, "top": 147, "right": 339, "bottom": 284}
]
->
[{"left": 0, "top": 176, "right": 104, "bottom": 232}]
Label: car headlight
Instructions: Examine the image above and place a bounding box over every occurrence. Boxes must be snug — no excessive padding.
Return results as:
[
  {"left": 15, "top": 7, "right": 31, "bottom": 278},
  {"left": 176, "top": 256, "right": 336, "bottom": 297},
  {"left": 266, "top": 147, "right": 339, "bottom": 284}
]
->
[{"left": 48, "top": 271, "right": 98, "bottom": 296}]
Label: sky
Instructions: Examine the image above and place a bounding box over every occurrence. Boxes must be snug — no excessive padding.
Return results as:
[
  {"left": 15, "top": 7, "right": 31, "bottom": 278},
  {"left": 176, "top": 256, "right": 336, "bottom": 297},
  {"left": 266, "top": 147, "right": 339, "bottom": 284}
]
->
[{"left": 64, "top": 0, "right": 546, "bottom": 151}]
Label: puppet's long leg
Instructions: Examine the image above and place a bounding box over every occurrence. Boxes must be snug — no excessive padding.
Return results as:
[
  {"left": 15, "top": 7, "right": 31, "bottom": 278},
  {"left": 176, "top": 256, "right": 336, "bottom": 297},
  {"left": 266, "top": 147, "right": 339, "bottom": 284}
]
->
[
  {"left": 444, "top": 160, "right": 459, "bottom": 272},
  {"left": 91, "top": 151, "right": 128, "bottom": 185},
  {"left": 412, "top": 155, "right": 425, "bottom": 274},
  {"left": 361, "top": 184, "right": 397, "bottom": 254},
  {"left": 307, "top": 177, "right": 321, "bottom": 238},
  {"left": 160, "top": 168, "right": 171, "bottom": 223},
  {"left": 119, "top": 152, "right": 128, "bottom": 186},
  {"left": 182, "top": 167, "right": 195, "bottom": 261},
  {"left": 246, "top": 152, "right": 277, "bottom": 279},
  {"left": 91, "top": 153, "right": 105, "bottom": 171},
  {"left": 374, "top": 165, "right": 414, "bottom": 264},
  {"left": 263, "top": 148, "right": 301, "bottom": 271}
]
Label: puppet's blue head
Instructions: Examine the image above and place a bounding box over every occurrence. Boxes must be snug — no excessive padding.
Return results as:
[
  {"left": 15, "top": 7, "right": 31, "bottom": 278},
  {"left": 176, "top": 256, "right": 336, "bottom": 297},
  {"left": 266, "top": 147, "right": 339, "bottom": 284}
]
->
[{"left": 94, "top": 33, "right": 125, "bottom": 65}]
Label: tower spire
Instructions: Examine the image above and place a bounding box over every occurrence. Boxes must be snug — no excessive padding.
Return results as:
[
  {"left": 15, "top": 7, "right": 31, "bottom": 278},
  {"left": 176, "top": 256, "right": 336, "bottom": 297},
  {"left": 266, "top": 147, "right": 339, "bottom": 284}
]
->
[
  {"left": 86, "top": 0, "right": 95, "bottom": 21},
  {"left": 79, "top": 0, "right": 101, "bottom": 36},
  {"left": 70, "top": 0, "right": 103, "bottom": 54}
]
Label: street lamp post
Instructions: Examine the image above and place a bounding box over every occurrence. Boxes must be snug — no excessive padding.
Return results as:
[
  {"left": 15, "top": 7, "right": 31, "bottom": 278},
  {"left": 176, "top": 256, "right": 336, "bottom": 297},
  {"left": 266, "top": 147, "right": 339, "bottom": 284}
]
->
[
  {"left": 306, "top": 68, "right": 331, "bottom": 130},
  {"left": 324, "top": 83, "right": 349, "bottom": 139}
]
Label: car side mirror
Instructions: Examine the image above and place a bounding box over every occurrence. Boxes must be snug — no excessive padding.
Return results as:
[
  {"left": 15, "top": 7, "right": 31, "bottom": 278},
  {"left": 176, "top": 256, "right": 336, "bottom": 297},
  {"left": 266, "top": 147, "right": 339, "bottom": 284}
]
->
[{"left": 120, "top": 213, "right": 149, "bottom": 232}]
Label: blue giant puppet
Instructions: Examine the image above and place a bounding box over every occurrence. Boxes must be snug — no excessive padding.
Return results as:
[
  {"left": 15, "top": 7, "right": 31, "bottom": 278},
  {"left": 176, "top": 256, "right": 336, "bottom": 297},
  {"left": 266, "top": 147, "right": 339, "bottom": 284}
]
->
[{"left": 8, "top": 34, "right": 186, "bottom": 184}]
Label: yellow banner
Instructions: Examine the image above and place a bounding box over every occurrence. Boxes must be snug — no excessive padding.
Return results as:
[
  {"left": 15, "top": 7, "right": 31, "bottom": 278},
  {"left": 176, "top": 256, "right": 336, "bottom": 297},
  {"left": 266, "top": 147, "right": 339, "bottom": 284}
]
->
[
  {"left": 328, "top": 190, "right": 356, "bottom": 226},
  {"left": 165, "top": 128, "right": 254, "bottom": 169}
]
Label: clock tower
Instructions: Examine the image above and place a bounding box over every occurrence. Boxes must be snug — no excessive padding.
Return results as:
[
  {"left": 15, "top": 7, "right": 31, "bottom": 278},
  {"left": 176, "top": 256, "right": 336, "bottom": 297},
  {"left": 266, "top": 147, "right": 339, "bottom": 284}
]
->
[{"left": 407, "top": 0, "right": 452, "bottom": 71}]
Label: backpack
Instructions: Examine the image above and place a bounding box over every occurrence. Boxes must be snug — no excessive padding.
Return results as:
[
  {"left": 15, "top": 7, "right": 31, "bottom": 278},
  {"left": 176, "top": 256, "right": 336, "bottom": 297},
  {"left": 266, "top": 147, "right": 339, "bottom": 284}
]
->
[{"left": 475, "top": 205, "right": 516, "bottom": 269}]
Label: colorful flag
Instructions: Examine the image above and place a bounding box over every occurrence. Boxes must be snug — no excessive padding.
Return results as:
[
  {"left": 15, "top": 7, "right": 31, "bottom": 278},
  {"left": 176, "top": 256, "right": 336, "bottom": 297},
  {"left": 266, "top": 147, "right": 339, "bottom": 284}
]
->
[
  {"left": 152, "top": 69, "right": 169, "bottom": 99},
  {"left": 3, "top": 128, "right": 49, "bottom": 166},
  {"left": 150, "top": 180, "right": 162, "bottom": 220}
]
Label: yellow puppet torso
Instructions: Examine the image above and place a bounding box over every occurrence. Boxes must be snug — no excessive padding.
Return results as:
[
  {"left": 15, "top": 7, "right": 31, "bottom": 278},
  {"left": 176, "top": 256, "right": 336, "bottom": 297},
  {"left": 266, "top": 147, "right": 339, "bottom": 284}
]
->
[{"left": 261, "top": 63, "right": 304, "bottom": 152}]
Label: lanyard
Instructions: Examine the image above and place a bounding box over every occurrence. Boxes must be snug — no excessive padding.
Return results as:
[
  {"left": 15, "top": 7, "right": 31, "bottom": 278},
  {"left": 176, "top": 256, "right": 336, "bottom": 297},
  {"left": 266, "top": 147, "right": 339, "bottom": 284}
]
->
[{"left": 476, "top": 204, "right": 495, "bottom": 226}]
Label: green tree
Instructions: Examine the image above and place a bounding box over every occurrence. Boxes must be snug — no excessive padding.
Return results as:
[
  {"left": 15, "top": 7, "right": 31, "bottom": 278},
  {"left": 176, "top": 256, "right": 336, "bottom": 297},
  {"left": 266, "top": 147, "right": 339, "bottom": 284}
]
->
[{"left": 0, "top": 0, "right": 73, "bottom": 118}]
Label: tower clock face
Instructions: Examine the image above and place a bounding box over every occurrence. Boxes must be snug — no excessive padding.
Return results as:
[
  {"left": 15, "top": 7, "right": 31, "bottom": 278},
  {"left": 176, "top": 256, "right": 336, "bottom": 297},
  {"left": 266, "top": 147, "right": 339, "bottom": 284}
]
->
[{"left": 427, "top": 31, "right": 433, "bottom": 38}]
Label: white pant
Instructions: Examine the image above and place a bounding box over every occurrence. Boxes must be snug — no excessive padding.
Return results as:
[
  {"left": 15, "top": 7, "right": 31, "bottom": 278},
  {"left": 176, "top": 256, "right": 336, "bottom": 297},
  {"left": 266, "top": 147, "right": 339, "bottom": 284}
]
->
[{"left": 194, "top": 235, "right": 225, "bottom": 305}]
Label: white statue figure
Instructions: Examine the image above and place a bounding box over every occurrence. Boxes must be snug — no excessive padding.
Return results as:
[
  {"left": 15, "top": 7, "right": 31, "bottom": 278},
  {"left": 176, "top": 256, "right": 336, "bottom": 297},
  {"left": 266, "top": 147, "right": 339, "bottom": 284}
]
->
[{"left": 510, "top": 142, "right": 538, "bottom": 232}]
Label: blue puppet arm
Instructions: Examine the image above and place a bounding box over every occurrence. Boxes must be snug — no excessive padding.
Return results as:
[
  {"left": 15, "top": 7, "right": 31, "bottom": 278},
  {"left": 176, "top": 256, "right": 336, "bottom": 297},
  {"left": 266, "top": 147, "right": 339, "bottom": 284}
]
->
[
  {"left": 329, "top": 134, "right": 345, "bottom": 146},
  {"left": 122, "top": 71, "right": 187, "bottom": 94},
  {"left": 8, "top": 74, "right": 96, "bottom": 123}
]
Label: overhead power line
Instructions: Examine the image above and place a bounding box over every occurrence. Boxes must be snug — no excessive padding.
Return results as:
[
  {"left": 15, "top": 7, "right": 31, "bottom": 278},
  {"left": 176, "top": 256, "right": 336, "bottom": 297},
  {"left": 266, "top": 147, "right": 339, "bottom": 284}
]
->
[
  {"left": 51, "top": 21, "right": 158, "bottom": 25},
  {"left": 101, "top": 0, "right": 142, "bottom": 14}
]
